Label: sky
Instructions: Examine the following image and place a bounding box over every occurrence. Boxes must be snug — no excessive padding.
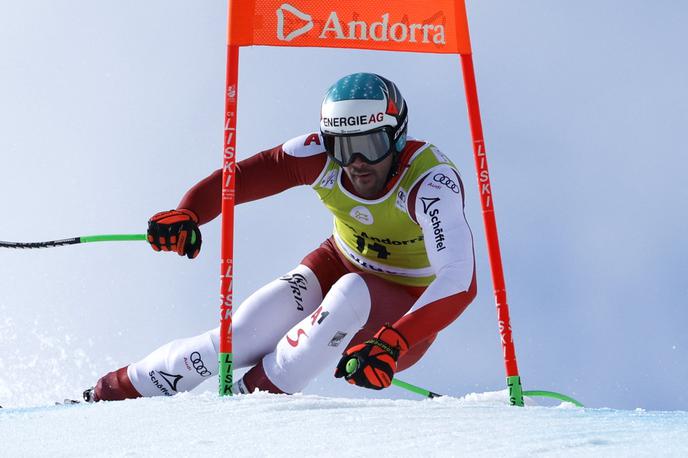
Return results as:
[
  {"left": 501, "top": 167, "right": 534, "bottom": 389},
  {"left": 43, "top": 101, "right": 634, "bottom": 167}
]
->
[{"left": 1, "top": 1, "right": 687, "bottom": 410}]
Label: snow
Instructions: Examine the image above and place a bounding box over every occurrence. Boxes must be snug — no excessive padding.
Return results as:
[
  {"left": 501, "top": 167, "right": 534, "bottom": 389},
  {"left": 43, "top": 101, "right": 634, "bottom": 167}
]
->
[
  {"left": 1, "top": 5, "right": 688, "bottom": 456},
  {"left": 2, "top": 391, "right": 688, "bottom": 457}
]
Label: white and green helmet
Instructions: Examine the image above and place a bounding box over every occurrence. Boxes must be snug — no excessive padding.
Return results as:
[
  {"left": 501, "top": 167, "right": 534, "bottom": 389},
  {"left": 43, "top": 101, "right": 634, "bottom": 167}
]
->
[{"left": 320, "top": 73, "right": 408, "bottom": 166}]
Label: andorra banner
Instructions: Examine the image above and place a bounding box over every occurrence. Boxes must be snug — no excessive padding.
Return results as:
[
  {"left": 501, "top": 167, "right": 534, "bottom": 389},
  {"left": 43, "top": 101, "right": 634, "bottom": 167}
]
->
[{"left": 228, "top": 0, "right": 472, "bottom": 54}]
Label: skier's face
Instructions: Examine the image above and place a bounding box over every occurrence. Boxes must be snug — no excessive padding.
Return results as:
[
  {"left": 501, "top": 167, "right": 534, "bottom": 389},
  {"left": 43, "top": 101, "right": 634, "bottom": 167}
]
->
[{"left": 343, "top": 153, "right": 394, "bottom": 199}]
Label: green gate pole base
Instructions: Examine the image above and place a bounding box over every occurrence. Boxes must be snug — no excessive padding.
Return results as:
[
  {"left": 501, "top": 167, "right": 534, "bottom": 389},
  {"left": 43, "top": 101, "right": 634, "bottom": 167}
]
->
[
  {"left": 219, "top": 352, "right": 233, "bottom": 396},
  {"left": 392, "top": 378, "right": 442, "bottom": 398},
  {"left": 507, "top": 375, "right": 524, "bottom": 406}
]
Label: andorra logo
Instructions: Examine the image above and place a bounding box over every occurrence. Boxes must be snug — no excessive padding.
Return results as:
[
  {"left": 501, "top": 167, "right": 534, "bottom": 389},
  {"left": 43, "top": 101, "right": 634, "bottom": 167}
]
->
[
  {"left": 276, "top": 3, "right": 446, "bottom": 45},
  {"left": 276, "top": 3, "right": 314, "bottom": 41}
]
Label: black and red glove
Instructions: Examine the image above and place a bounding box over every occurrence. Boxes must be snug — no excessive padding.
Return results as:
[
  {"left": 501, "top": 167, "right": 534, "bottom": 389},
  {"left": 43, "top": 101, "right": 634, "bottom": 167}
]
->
[
  {"left": 334, "top": 325, "right": 409, "bottom": 390},
  {"left": 147, "top": 209, "right": 202, "bottom": 259}
]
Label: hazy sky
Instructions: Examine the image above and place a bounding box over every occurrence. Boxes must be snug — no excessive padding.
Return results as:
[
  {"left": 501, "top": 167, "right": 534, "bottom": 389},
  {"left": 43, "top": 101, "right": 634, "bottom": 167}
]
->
[{"left": 1, "top": 1, "right": 687, "bottom": 410}]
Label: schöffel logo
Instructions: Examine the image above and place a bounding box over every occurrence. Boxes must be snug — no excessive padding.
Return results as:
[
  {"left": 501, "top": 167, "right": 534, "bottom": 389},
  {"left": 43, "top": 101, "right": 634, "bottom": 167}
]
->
[
  {"left": 420, "top": 196, "right": 441, "bottom": 214},
  {"left": 149, "top": 370, "right": 183, "bottom": 396},
  {"left": 276, "top": 4, "right": 446, "bottom": 45}
]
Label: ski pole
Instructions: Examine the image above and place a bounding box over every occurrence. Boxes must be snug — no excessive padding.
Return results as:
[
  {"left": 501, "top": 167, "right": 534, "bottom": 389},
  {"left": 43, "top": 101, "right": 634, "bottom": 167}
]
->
[
  {"left": 345, "top": 358, "right": 441, "bottom": 398},
  {"left": 392, "top": 378, "right": 442, "bottom": 398},
  {"left": 0, "top": 234, "right": 147, "bottom": 249}
]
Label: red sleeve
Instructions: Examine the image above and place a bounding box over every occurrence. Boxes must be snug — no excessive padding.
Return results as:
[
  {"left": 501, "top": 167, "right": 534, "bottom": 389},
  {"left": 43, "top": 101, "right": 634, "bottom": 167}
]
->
[
  {"left": 391, "top": 163, "right": 476, "bottom": 352},
  {"left": 393, "top": 271, "right": 476, "bottom": 349},
  {"left": 177, "top": 145, "right": 327, "bottom": 225}
]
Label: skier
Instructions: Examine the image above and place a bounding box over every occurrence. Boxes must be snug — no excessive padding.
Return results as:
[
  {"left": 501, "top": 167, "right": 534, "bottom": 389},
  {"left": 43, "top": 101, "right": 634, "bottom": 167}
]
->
[{"left": 84, "top": 72, "right": 476, "bottom": 402}]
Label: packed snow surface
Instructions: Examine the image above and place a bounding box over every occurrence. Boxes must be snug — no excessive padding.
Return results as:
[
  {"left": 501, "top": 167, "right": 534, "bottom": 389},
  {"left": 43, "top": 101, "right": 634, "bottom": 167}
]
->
[{"left": 2, "top": 391, "right": 687, "bottom": 457}]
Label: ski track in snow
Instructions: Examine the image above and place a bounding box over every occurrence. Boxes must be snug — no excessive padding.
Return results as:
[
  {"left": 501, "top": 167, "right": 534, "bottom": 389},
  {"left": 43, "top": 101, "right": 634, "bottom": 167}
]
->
[{"left": 2, "top": 391, "right": 688, "bottom": 457}]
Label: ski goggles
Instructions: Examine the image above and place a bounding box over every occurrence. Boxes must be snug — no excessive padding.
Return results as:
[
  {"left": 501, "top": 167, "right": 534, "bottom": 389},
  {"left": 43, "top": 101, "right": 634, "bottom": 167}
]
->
[{"left": 322, "top": 128, "right": 394, "bottom": 167}]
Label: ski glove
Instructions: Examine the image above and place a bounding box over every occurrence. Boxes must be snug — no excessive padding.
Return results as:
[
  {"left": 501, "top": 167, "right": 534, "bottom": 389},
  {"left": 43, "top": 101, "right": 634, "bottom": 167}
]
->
[
  {"left": 334, "top": 325, "right": 409, "bottom": 390},
  {"left": 147, "top": 209, "right": 202, "bottom": 259}
]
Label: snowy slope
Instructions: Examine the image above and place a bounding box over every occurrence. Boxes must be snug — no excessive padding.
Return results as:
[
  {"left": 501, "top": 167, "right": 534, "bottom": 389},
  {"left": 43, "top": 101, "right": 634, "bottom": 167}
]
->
[{"left": 2, "top": 391, "right": 688, "bottom": 457}]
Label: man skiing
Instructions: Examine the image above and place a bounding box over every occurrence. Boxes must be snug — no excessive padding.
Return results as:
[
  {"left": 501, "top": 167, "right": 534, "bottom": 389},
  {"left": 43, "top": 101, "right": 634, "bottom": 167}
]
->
[{"left": 85, "top": 72, "right": 476, "bottom": 401}]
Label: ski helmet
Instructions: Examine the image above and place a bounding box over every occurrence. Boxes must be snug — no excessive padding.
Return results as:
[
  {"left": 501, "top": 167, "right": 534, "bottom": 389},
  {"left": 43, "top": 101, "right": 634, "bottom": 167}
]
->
[{"left": 320, "top": 73, "right": 408, "bottom": 167}]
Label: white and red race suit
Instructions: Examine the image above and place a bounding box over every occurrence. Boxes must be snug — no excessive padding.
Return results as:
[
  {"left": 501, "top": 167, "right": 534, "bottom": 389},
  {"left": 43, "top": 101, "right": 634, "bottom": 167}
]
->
[{"left": 93, "top": 133, "right": 476, "bottom": 399}]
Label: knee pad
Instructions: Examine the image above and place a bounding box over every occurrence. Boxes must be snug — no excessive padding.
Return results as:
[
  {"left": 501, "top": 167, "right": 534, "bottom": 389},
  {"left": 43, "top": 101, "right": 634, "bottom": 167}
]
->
[{"left": 326, "top": 273, "right": 372, "bottom": 325}]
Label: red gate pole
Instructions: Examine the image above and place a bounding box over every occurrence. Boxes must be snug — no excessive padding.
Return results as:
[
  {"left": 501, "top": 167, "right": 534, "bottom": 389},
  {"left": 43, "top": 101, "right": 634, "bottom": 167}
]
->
[
  {"left": 219, "top": 1, "right": 241, "bottom": 397},
  {"left": 460, "top": 53, "right": 524, "bottom": 406}
]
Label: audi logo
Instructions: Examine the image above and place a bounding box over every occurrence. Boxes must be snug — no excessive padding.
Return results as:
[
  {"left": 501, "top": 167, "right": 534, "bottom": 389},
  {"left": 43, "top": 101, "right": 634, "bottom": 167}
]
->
[
  {"left": 190, "top": 352, "right": 211, "bottom": 377},
  {"left": 433, "top": 173, "right": 460, "bottom": 193}
]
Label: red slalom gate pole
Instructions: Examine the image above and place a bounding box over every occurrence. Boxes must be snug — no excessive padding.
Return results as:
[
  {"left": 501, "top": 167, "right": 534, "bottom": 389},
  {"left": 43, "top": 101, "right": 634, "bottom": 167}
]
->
[
  {"left": 219, "top": 2, "right": 240, "bottom": 397},
  {"left": 460, "top": 53, "right": 524, "bottom": 406}
]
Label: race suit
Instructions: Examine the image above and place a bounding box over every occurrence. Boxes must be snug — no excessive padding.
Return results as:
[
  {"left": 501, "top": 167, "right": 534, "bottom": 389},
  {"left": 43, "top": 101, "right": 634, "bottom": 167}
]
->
[{"left": 93, "top": 133, "right": 476, "bottom": 399}]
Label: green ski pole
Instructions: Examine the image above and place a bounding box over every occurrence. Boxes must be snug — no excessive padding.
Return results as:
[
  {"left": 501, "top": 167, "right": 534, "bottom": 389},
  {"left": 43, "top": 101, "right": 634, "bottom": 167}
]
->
[{"left": 0, "top": 234, "right": 147, "bottom": 249}]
